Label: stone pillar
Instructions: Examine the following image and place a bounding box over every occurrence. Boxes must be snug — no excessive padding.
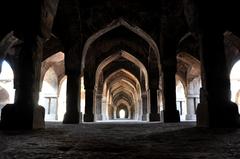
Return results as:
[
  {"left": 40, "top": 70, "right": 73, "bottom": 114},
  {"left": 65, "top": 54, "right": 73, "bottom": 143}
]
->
[
  {"left": 185, "top": 95, "right": 197, "bottom": 120},
  {"left": 1, "top": 35, "right": 45, "bottom": 129},
  {"left": 162, "top": 65, "right": 180, "bottom": 122},
  {"left": 113, "top": 107, "right": 117, "bottom": 119},
  {"left": 63, "top": 73, "right": 80, "bottom": 124},
  {"left": 83, "top": 68, "right": 95, "bottom": 122},
  {"left": 197, "top": 31, "right": 239, "bottom": 127},
  {"left": 160, "top": 34, "right": 180, "bottom": 123},
  {"left": 149, "top": 88, "right": 160, "bottom": 121},
  {"left": 128, "top": 106, "right": 131, "bottom": 119},
  {"left": 84, "top": 88, "right": 94, "bottom": 122},
  {"left": 102, "top": 97, "right": 107, "bottom": 120},
  {"left": 95, "top": 93, "right": 102, "bottom": 120},
  {"left": 183, "top": 0, "right": 239, "bottom": 127},
  {"left": 141, "top": 92, "right": 148, "bottom": 121}
]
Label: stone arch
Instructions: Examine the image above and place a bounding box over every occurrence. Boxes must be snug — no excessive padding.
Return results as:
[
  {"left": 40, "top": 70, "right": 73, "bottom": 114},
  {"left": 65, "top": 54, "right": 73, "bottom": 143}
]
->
[
  {"left": 95, "top": 51, "right": 148, "bottom": 91},
  {"left": 176, "top": 74, "right": 187, "bottom": 96},
  {"left": 39, "top": 67, "right": 58, "bottom": 121},
  {"left": 224, "top": 31, "right": 240, "bottom": 76},
  {"left": 82, "top": 19, "right": 160, "bottom": 122},
  {"left": 102, "top": 69, "right": 141, "bottom": 96},
  {"left": 99, "top": 69, "right": 142, "bottom": 120},
  {"left": 81, "top": 18, "right": 161, "bottom": 75},
  {"left": 177, "top": 52, "right": 201, "bottom": 81},
  {"left": 176, "top": 52, "right": 201, "bottom": 121},
  {"left": 40, "top": 51, "right": 65, "bottom": 90}
]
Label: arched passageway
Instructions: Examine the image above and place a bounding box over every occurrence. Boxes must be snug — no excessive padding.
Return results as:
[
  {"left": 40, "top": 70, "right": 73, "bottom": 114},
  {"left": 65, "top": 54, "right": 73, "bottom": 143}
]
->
[
  {"left": 230, "top": 60, "right": 240, "bottom": 113},
  {"left": 39, "top": 67, "right": 58, "bottom": 120},
  {"left": 176, "top": 52, "right": 201, "bottom": 121},
  {"left": 82, "top": 19, "right": 161, "bottom": 122},
  {"left": 176, "top": 78, "right": 187, "bottom": 121},
  {"left": 0, "top": 61, "right": 15, "bottom": 117}
]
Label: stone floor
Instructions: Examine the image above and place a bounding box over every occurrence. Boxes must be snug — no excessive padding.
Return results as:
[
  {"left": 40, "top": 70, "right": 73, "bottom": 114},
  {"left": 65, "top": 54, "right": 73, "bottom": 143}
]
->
[{"left": 1, "top": 121, "right": 240, "bottom": 159}]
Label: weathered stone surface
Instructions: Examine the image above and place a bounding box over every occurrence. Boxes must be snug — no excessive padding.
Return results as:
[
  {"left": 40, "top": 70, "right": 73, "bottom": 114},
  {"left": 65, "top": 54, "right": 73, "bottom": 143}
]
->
[
  {"left": 33, "top": 105, "right": 45, "bottom": 129},
  {"left": 1, "top": 122, "right": 240, "bottom": 158}
]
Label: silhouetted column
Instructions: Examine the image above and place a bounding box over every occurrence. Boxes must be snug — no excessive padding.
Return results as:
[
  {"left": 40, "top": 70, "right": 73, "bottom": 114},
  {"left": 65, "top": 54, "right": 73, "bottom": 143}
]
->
[
  {"left": 191, "top": 1, "right": 240, "bottom": 127},
  {"left": 149, "top": 87, "right": 160, "bottom": 121},
  {"left": 148, "top": 64, "right": 160, "bottom": 121},
  {"left": 63, "top": 73, "right": 80, "bottom": 124},
  {"left": 1, "top": 34, "right": 45, "bottom": 130},
  {"left": 197, "top": 31, "right": 239, "bottom": 127},
  {"left": 162, "top": 65, "right": 180, "bottom": 122},
  {"left": 84, "top": 88, "right": 94, "bottom": 122},
  {"left": 161, "top": 34, "right": 180, "bottom": 123},
  {"left": 95, "top": 93, "right": 102, "bottom": 120},
  {"left": 1, "top": 0, "right": 58, "bottom": 130},
  {"left": 141, "top": 92, "right": 148, "bottom": 121}
]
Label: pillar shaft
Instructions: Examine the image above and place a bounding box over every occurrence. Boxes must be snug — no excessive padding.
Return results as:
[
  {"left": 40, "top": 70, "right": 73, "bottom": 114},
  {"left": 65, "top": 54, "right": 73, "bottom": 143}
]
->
[
  {"left": 186, "top": 95, "right": 197, "bottom": 120},
  {"left": 160, "top": 34, "right": 180, "bottom": 123},
  {"left": 162, "top": 67, "right": 180, "bottom": 122},
  {"left": 197, "top": 30, "right": 239, "bottom": 127},
  {"left": 95, "top": 94, "right": 102, "bottom": 120},
  {"left": 113, "top": 107, "right": 117, "bottom": 119},
  {"left": 1, "top": 36, "right": 44, "bottom": 129},
  {"left": 149, "top": 88, "right": 160, "bottom": 121},
  {"left": 84, "top": 88, "right": 94, "bottom": 122},
  {"left": 141, "top": 93, "right": 148, "bottom": 121},
  {"left": 63, "top": 73, "right": 80, "bottom": 124}
]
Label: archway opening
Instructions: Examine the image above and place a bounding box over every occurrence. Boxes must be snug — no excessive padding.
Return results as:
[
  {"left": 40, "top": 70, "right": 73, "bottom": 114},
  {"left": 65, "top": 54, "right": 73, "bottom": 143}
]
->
[
  {"left": 40, "top": 52, "right": 66, "bottom": 121},
  {"left": 58, "top": 77, "right": 67, "bottom": 121},
  {"left": 119, "top": 109, "right": 126, "bottom": 119},
  {"left": 82, "top": 19, "right": 160, "bottom": 122},
  {"left": 176, "top": 52, "right": 201, "bottom": 121},
  {"left": 93, "top": 51, "right": 148, "bottom": 122},
  {"left": 101, "top": 69, "right": 140, "bottom": 121},
  {"left": 176, "top": 78, "right": 187, "bottom": 121},
  {"left": 0, "top": 60, "right": 15, "bottom": 117},
  {"left": 230, "top": 60, "right": 240, "bottom": 113},
  {"left": 39, "top": 67, "right": 58, "bottom": 121}
]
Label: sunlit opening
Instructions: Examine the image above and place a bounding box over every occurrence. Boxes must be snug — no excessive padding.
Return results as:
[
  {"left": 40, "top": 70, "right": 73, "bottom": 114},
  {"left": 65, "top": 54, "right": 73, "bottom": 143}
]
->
[
  {"left": 39, "top": 67, "right": 58, "bottom": 121},
  {"left": 0, "top": 61, "right": 15, "bottom": 117},
  {"left": 176, "top": 79, "right": 187, "bottom": 121},
  {"left": 0, "top": 61, "right": 15, "bottom": 103},
  {"left": 119, "top": 109, "right": 125, "bottom": 118},
  {"left": 230, "top": 60, "right": 240, "bottom": 113},
  {"left": 58, "top": 77, "right": 67, "bottom": 121}
]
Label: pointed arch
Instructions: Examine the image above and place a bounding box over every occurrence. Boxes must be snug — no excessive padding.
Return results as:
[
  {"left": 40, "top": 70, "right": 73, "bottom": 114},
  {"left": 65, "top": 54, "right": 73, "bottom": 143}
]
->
[
  {"left": 82, "top": 18, "right": 161, "bottom": 74},
  {"left": 96, "top": 51, "right": 148, "bottom": 90}
]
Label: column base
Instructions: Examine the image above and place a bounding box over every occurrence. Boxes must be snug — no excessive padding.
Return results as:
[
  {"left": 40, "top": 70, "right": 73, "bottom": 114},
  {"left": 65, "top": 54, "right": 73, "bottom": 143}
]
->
[
  {"left": 185, "top": 114, "right": 196, "bottom": 121},
  {"left": 33, "top": 105, "right": 45, "bottom": 129},
  {"left": 163, "top": 110, "right": 180, "bottom": 123},
  {"left": 96, "top": 114, "right": 102, "bottom": 121},
  {"left": 84, "top": 113, "right": 94, "bottom": 122},
  {"left": 0, "top": 104, "right": 45, "bottom": 130},
  {"left": 142, "top": 113, "right": 149, "bottom": 121},
  {"left": 149, "top": 113, "right": 160, "bottom": 121},
  {"left": 63, "top": 111, "right": 80, "bottom": 124},
  {"left": 197, "top": 101, "right": 240, "bottom": 128}
]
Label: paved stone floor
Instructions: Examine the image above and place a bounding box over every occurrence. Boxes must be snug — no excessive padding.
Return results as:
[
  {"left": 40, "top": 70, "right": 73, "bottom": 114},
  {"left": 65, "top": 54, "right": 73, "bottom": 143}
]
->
[{"left": 1, "top": 122, "right": 240, "bottom": 159}]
